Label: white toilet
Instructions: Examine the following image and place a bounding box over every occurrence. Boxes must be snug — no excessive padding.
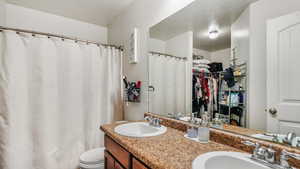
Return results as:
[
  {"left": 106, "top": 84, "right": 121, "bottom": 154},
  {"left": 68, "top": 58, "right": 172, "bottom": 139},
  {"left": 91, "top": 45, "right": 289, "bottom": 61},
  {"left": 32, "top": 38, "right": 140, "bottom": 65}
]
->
[{"left": 79, "top": 148, "right": 105, "bottom": 169}]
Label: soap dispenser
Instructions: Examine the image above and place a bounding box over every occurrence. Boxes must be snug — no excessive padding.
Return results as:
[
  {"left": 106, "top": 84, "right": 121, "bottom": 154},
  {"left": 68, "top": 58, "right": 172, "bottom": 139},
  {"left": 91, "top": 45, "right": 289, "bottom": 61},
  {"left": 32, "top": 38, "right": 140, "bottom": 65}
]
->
[
  {"left": 187, "top": 113, "right": 198, "bottom": 138},
  {"left": 211, "top": 114, "right": 224, "bottom": 129},
  {"left": 198, "top": 112, "right": 210, "bottom": 143}
]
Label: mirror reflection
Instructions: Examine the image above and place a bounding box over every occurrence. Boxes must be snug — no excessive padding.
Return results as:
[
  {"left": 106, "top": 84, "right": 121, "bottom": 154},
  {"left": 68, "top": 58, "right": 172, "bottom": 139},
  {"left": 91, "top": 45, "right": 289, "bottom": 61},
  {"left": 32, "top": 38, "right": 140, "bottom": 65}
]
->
[{"left": 147, "top": 0, "right": 300, "bottom": 149}]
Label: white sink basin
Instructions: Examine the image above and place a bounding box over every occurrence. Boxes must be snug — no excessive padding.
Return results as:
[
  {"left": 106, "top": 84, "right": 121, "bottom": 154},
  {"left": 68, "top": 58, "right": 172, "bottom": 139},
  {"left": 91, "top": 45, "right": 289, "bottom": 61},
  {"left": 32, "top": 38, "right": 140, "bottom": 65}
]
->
[
  {"left": 114, "top": 122, "right": 167, "bottom": 137},
  {"left": 193, "top": 152, "right": 269, "bottom": 169}
]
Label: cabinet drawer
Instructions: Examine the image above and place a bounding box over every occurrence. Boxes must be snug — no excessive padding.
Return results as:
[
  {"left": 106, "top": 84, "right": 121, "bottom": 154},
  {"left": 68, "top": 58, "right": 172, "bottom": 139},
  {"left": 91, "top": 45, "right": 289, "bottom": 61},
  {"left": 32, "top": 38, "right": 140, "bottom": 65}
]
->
[
  {"left": 132, "top": 158, "right": 148, "bottom": 169},
  {"left": 105, "top": 135, "right": 130, "bottom": 169}
]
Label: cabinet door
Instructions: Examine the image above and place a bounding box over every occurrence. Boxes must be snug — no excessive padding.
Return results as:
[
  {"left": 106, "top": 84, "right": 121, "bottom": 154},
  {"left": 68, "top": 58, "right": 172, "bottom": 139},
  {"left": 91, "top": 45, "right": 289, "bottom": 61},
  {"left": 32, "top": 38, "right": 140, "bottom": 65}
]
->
[
  {"left": 132, "top": 158, "right": 148, "bottom": 169},
  {"left": 105, "top": 151, "right": 115, "bottom": 169},
  {"left": 105, "top": 135, "right": 130, "bottom": 168}
]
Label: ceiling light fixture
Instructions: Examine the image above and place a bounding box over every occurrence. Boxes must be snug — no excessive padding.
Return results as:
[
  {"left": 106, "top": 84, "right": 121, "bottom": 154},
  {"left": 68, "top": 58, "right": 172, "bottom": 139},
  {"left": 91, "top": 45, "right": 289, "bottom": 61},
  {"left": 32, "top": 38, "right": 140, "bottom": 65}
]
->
[{"left": 208, "top": 30, "right": 219, "bottom": 39}]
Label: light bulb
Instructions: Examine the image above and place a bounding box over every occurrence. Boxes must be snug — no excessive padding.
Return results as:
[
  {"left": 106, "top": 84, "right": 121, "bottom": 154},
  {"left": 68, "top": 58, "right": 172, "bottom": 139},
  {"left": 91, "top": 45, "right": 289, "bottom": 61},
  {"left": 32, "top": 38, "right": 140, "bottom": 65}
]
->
[{"left": 209, "top": 30, "right": 219, "bottom": 39}]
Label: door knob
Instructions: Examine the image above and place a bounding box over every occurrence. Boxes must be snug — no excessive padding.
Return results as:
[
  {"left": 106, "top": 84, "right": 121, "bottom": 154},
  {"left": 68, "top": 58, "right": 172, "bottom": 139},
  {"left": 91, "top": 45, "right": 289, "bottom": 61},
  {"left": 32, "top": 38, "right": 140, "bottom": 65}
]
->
[{"left": 269, "top": 108, "right": 277, "bottom": 115}]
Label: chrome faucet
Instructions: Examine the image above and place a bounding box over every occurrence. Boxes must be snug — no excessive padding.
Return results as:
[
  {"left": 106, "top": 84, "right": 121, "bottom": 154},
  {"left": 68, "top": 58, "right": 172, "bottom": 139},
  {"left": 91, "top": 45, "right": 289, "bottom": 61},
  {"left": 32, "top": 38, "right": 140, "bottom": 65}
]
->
[
  {"left": 280, "top": 150, "right": 300, "bottom": 169},
  {"left": 153, "top": 118, "right": 162, "bottom": 127},
  {"left": 265, "top": 146, "right": 276, "bottom": 163},
  {"left": 242, "top": 141, "right": 275, "bottom": 162},
  {"left": 144, "top": 116, "right": 162, "bottom": 127},
  {"left": 283, "top": 132, "right": 297, "bottom": 146},
  {"left": 242, "top": 140, "right": 300, "bottom": 169}
]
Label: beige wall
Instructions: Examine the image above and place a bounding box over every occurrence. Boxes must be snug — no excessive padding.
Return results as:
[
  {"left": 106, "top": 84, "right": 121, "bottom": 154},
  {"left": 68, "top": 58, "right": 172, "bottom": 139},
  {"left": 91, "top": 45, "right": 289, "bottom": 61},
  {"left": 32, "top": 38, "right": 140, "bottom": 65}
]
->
[
  {"left": 148, "top": 38, "right": 166, "bottom": 53},
  {"left": 3, "top": 3, "right": 108, "bottom": 43},
  {"left": 231, "top": 7, "right": 251, "bottom": 127},
  {"left": 166, "top": 32, "right": 193, "bottom": 59},
  {"left": 108, "top": 0, "right": 195, "bottom": 121},
  {"left": 231, "top": 8, "right": 250, "bottom": 65},
  {"left": 0, "top": 0, "right": 5, "bottom": 25},
  {"left": 210, "top": 48, "right": 231, "bottom": 69},
  {"left": 193, "top": 48, "right": 211, "bottom": 61},
  {"left": 193, "top": 48, "right": 231, "bottom": 69}
]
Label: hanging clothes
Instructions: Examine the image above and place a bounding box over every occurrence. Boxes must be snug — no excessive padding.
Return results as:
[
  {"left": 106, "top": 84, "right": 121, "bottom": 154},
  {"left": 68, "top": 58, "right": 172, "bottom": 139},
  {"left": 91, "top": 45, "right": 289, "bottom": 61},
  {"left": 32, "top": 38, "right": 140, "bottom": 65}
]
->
[
  {"left": 192, "top": 70, "right": 220, "bottom": 118},
  {"left": 224, "top": 67, "right": 235, "bottom": 88},
  {"left": 192, "top": 59, "right": 223, "bottom": 118},
  {"left": 212, "top": 78, "right": 218, "bottom": 111}
]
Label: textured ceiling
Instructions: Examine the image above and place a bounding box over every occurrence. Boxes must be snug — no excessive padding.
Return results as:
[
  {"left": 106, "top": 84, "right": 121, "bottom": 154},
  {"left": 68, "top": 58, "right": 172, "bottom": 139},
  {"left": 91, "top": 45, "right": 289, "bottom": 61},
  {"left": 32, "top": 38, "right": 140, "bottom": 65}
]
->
[
  {"left": 150, "top": 0, "right": 258, "bottom": 52},
  {"left": 6, "top": 0, "right": 136, "bottom": 26}
]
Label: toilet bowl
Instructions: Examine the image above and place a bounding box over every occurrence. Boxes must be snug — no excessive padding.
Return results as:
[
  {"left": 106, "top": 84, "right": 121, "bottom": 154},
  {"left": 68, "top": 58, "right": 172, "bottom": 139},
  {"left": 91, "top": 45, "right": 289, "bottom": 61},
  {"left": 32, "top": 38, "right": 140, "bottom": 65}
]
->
[{"left": 79, "top": 148, "right": 105, "bottom": 169}]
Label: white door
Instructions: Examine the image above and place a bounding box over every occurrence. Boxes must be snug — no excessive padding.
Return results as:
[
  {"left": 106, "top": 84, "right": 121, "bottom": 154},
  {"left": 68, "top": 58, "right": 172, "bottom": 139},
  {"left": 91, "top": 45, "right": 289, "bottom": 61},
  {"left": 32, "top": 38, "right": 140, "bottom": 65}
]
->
[{"left": 267, "top": 11, "right": 300, "bottom": 135}]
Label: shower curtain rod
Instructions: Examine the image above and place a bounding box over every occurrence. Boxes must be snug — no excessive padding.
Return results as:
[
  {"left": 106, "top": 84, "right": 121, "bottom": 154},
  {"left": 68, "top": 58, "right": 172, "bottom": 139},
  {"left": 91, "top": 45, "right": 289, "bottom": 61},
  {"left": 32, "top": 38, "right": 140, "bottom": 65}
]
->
[
  {"left": 0, "top": 26, "right": 124, "bottom": 50},
  {"left": 149, "top": 51, "right": 187, "bottom": 60}
]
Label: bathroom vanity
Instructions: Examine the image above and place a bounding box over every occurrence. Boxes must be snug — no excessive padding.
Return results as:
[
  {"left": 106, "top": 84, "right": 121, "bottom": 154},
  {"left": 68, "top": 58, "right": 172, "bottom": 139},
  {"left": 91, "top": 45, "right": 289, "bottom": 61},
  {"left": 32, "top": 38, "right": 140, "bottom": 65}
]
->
[
  {"left": 101, "top": 122, "right": 241, "bottom": 169},
  {"left": 101, "top": 113, "right": 300, "bottom": 169}
]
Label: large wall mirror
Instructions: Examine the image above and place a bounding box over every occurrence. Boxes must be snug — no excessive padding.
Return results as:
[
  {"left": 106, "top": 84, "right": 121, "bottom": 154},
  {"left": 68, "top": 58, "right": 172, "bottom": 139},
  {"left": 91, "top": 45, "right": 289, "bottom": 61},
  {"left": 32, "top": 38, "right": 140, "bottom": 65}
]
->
[{"left": 147, "top": 0, "right": 300, "bottom": 149}]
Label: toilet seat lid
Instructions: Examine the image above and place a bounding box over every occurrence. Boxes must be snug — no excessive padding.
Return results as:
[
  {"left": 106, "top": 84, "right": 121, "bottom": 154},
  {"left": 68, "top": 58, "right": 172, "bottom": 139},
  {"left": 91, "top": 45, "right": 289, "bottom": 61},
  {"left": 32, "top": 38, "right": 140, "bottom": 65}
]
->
[{"left": 80, "top": 148, "right": 105, "bottom": 165}]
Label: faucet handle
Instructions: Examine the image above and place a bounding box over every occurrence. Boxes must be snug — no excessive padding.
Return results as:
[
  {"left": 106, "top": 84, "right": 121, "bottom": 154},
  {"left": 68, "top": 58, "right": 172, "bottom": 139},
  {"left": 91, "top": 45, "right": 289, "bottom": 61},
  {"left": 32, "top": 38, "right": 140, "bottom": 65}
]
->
[
  {"left": 153, "top": 118, "right": 162, "bottom": 127},
  {"left": 265, "top": 145, "right": 276, "bottom": 163},
  {"left": 297, "top": 140, "right": 300, "bottom": 148},
  {"left": 242, "top": 140, "right": 259, "bottom": 147},
  {"left": 144, "top": 116, "right": 154, "bottom": 124},
  {"left": 280, "top": 150, "right": 300, "bottom": 169},
  {"left": 283, "top": 132, "right": 296, "bottom": 145},
  {"left": 282, "top": 150, "right": 300, "bottom": 160},
  {"left": 157, "top": 118, "right": 162, "bottom": 123},
  {"left": 242, "top": 140, "right": 262, "bottom": 158},
  {"left": 144, "top": 116, "right": 152, "bottom": 121}
]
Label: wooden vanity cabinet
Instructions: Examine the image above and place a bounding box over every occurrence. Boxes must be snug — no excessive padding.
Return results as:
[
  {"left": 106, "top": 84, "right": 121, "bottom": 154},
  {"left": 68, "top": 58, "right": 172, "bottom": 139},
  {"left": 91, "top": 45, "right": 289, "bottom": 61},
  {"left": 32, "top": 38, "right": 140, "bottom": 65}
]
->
[
  {"left": 104, "top": 135, "right": 149, "bottom": 169},
  {"left": 115, "top": 161, "right": 125, "bottom": 169},
  {"left": 104, "top": 151, "right": 116, "bottom": 169},
  {"left": 132, "top": 158, "right": 148, "bottom": 169},
  {"left": 104, "top": 151, "right": 126, "bottom": 169}
]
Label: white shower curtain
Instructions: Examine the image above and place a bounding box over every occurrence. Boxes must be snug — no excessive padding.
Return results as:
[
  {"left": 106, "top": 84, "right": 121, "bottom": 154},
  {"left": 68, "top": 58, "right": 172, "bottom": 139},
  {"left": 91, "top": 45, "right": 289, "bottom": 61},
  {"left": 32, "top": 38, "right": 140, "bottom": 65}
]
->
[
  {"left": 0, "top": 30, "right": 123, "bottom": 169},
  {"left": 148, "top": 53, "right": 186, "bottom": 116}
]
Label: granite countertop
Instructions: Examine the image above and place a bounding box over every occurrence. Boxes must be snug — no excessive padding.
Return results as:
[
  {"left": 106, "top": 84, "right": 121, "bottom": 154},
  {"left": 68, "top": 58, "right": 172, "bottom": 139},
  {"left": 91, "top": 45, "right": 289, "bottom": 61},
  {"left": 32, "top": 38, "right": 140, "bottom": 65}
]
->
[{"left": 101, "top": 122, "right": 245, "bottom": 169}]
